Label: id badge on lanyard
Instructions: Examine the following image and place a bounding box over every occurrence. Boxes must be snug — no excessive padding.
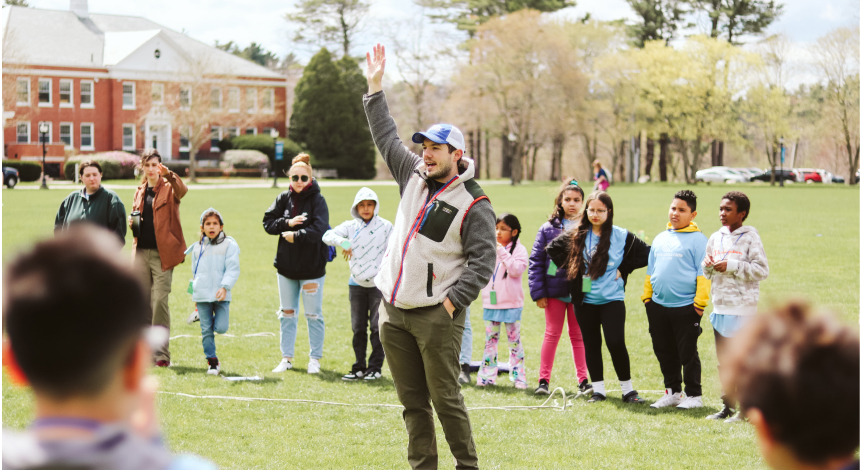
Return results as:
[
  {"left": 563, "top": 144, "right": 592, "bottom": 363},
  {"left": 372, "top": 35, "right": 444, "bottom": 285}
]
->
[{"left": 582, "top": 275, "right": 592, "bottom": 293}]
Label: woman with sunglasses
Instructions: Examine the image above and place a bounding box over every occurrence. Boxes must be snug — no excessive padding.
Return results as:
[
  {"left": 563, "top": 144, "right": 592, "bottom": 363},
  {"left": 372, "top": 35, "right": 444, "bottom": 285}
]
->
[{"left": 263, "top": 154, "right": 331, "bottom": 374}]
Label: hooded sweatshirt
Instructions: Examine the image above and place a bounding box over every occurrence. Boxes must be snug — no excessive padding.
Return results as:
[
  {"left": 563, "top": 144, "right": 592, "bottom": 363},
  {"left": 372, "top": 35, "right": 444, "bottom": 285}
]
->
[
  {"left": 322, "top": 187, "right": 393, "bottom": 288},
  {"left": 701, "top": 225, "right": 769, "bottom": 316},
  {"left": 642, "top": 222, "right": 711, "bottom": 309},
  {"left": 184, "top": 208, "right": 240, "bottom": 302}
]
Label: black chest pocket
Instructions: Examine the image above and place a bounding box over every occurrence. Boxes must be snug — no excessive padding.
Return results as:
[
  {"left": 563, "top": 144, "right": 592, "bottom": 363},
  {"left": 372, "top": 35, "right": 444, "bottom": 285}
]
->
[{"left": 418, "top": 200, "right": 459, "bottom": 243}]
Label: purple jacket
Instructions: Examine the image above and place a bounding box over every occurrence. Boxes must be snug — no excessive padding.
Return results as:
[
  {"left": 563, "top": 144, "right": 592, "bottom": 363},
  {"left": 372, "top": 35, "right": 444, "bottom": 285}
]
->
[{"left": 528, "top": 218, "right": 572, "bottom": 301}]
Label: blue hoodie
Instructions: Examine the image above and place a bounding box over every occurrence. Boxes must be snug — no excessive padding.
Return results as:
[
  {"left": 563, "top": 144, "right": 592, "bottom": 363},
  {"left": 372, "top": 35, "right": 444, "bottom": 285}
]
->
[
  {"left": 184, "top": 208, "right": 241, "bottom": 302},
  {"left": 642, "top": 222, "right": 710, "bottom": 309}
]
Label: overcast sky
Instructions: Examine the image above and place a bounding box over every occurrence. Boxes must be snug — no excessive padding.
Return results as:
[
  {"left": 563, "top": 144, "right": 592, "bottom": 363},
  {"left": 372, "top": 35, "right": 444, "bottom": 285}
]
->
[{"left": 29, "top": 0, "right": 861, "bottom": 74}]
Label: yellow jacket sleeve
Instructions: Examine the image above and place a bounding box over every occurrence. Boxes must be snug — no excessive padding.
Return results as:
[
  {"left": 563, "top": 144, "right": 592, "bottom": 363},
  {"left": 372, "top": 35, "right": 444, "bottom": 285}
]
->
[
  {"left": 641, "top": 274, "right": 653, "bottom": 303},
  {"left": 694, "top": 275, "right": 711, "bottom": 310}
]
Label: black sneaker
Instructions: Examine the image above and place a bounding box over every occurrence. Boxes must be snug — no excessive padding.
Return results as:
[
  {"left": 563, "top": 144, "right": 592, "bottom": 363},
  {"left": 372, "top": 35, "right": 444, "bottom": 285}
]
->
[
  {"left": 587, "top": 392, "right": 606, "bottom": 403},
  {"left": 342, "top": 370, "right": 365, "bottom": 381},
  {"left": 622, "top": 391, "right": 646, "bottom": 404},
  {"left": 534, "top": 379, "right": 550, "bottom": 395},
  {"left": 706, "top": 405, "right": 735, "bottom": 420},
  {"left": 578, "top": 379, "right": 592, "bottom": 393},
  {"left": 206, "top": 357, "right": 220, "bottom": 376},
  {"left": 458, "top": 363, "right": 471, "bottom": 384}
]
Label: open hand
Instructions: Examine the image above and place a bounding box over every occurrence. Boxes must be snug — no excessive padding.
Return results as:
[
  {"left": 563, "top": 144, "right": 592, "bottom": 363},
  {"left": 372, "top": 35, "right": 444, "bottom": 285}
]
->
[
  {"left": 342, "top": 247, "right": 353, "bottom": 261},
  {"left": 158, "top": 163, "right": 169, "bottom": 177},
  {"left": 366, "top": 43, "right": 386, "bottom": 95},
  {"left": 216, "top": 288, "right": 227, "bottom": 301}
]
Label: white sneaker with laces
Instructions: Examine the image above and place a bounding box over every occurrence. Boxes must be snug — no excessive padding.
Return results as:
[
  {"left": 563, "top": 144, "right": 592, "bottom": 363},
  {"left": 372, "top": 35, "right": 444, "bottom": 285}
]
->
[
  {"left": 725, "top": 411, "right": 744, "bottom": 423},
  {"left": 186, "top": 308, "right": 199, "bottom": 324},
  {"left": 307, "top": 358, "right": 321, "bottom": 374},
  {"left": 650, "top": 389, "right": 684, "bottom": 408},
  {"left": 677, "top": 395, "right": 703, "bottom": 409},
  {"left": 272, "top": 358, "right": 293, "bottom": 373}
]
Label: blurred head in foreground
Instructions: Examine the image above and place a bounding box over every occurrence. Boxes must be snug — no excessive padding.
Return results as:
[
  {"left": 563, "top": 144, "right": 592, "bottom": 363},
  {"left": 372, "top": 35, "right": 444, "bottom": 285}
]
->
[{"left": 724, "top": 302, "right": 859, "bottom": 470}]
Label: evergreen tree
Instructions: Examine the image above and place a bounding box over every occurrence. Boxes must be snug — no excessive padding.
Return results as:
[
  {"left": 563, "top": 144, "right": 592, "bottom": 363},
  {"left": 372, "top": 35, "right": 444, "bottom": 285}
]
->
[
  {"left": 687, "top": 0, "right": 783, "bottom": 45},
  {"left": 418, "top": 0, "right": 574, "bottom": 37},
  {"left": 290, "top": 48, "right": 376, "bottom": 179}
]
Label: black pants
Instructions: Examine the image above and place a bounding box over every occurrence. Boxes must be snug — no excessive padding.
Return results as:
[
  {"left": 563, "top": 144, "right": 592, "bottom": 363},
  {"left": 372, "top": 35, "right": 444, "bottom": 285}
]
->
[
  {"left": 575, "top": 300, "right": 630, "bottom": 383},
  {"left": 349, "top": 285, "right": 385, "bottom": 373},
  {"left": 645, "top": 301, "right": 703, "bottom": 396},
  {"left": 714, "top": 329, "right": 735, "bottom": 408}
]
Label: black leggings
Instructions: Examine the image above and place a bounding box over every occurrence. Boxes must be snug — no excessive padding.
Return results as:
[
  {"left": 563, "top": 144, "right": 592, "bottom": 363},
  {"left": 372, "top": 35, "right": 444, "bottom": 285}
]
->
[{"left": 575, "top": 300, "right": 630, "bottom": 383}]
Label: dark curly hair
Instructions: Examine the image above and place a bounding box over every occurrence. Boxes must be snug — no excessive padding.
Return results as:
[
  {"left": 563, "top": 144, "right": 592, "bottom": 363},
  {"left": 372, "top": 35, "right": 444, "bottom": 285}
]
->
[
  {"left": 722, "top": 191, "right": 750, "bottom": 221},
  {"left": 673, "top": 189, "right": 697, "bottom": 212}
]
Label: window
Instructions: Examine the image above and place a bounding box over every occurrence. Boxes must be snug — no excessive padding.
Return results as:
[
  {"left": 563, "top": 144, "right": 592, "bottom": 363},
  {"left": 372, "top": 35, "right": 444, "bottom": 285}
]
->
[
  {"left": 180, "top": 86, "right": 191, "bottom": 109},
  {"left": 60, "top": 122, "right": 73, "bottom": 147},
  {"left": 262, "top": 88, "right": 274, "bottom": 113},
  {"left": 37, "top": 121, "right": 52, "bottom": 143},
  {"left": 179, "top": 126, "right": 190, "bottom": 151},
  {"left": 80, "top": 123, "right": 94, "bottom": 150},
  {"left": 262, "top": 127, "right": 274, "bottom": 137},
  {"left": 152, "top": 83, "right": 164, "bottom": 103},
  {"left": 227, "top": 88, "right": 239, "bottom": 112},
  {"left": 245, "top": 88, "right": 257, "bottom": 113},
  {"left": 16, "top": 122, "right": 29, "bottom": 143},
  {"left": 245, "top": 127, "right": 257, "bottom": 135},
  {"left": 16, "top": 78, "right": 29, "bottom": 105},
  {"left": 122, "top": 82, "right": 135, "bottom": 109},
  {"left": 210, "top": 126, "right": 221, "bottom": 151},
  {"left": 122, "top": 124, "right": 135, "bottom": 150},
  {"left": 59, "top": 79, "right": 73, "bottom": 107},
  {"left": 211, "top": 88, "right": 221, "bottom": 109},
  {"left": 38, "top": 78, "right": 52, "bottom": 106},
  {"left": 80, "top": 80, "right": 94, "bottom": 108},
  {"left": 227, "top": 127, "right": 239, "bottom": 138}
]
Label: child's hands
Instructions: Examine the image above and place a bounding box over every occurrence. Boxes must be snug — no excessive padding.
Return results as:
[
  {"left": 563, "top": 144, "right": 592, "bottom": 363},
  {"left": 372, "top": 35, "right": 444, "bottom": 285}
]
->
[
  {"left": 703, "top": 254, "right": 715, "bottom": 268},
  {"left": 694, "top": 306, "right": 704, "bottom": 316},
  {"left": 288, "top": 215, "right": 307, "bottom": 227},
  {"left": 536, "top": 298, "right": 548, "bottom": 309},
  {"left": 712, "top": 260, "right": 728, "bottom": 273},
  {"left": 342, "top": 247, "right": 353, "bottom": 261},
  {"left": 616, "top": 269, "right": 622, "bottom": 280},
  {"left": 216, "top": 288, "right": 227, "bottom": 301}
]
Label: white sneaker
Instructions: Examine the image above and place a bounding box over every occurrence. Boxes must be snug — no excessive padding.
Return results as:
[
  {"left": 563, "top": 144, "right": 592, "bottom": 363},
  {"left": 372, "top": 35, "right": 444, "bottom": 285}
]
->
[
  {"left": 307, "top": 358, "right": 321, "bottom": 374},
  {"left": 272, "top": 358, "right": 293, "bottom": 373},
  {"left": 677, "top": 395, "right": 703, "bottom": 409},
  {"left": 186, "top": 308, "right": 199, "bottom": 324},
  {"left": 650, "top": 389, "right": 684, "bottom": 408}
]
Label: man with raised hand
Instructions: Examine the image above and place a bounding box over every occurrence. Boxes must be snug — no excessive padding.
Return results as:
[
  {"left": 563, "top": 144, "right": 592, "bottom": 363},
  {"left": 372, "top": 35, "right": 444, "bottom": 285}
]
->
[{"left": 363, "top": 43, "right": 496, "bottom": 470}]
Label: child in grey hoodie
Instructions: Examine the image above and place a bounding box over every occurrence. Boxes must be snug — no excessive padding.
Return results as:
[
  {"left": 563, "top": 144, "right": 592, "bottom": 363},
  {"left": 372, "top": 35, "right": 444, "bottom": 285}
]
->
[{"left": 323, "top": 187, "right": 393, "bottom": 381}]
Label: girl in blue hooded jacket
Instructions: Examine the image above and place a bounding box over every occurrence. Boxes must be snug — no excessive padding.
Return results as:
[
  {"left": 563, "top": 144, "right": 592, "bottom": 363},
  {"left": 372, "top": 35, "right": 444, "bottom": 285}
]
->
[{"left": 185, "top": 207, "right": 240, "bottom": 376}]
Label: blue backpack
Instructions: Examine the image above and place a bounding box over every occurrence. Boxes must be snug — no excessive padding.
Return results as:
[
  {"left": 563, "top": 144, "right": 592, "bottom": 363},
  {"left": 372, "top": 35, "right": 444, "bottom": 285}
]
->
[{"left": 326, "top": 225, "right": 337, "bottom": 262}]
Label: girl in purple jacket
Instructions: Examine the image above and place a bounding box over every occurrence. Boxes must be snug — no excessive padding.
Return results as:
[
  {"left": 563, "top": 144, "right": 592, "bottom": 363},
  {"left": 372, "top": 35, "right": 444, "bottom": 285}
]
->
[{"left": 528, "top": 179, "right": 590, "bottom": 395}]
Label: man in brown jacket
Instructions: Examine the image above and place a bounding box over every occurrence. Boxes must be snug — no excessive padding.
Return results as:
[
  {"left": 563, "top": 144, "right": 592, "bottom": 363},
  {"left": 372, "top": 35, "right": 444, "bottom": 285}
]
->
[{"left": 131, "top": 149, "right": 188, "bottom": 366}]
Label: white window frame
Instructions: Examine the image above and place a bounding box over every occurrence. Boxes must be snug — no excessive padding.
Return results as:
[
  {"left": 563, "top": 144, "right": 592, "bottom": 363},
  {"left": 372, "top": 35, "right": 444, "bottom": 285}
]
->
[
  {"left": 245, "top": 127, "right": 257, "bottom": 135},
  {"left": 16, "top": 121, "right": 30, "bottom": 143},
  {"left": 38, "top": 78, "right": 52, "bottom": 107},
  {"left": 122, "top": 123, "right": 135, "bottom": 150},
  {"left": 151, "top": 82, "right": 164, "bottom": 104},
  {"left": 180, "top": 85, "right": 191, "bottom": 109},
  {"left": 262, "top": 88, "right": 274, "bottom": 113},
  {"left": 59, "top": 122, "right": 73, "bottom": 148},
  {"left": 211, "top": 87, "right": 222, "bottom": 110},
  {"left": 122, "top": 82, "right": 135, "bottom": 110},
  {"left": 179, "top": 126, "right": 190, "bottom": 152},
  {"left": 227, "top": 87, "right": 239, "bottom": 113},
  {"left": 59, "top": 79, "right": 74, "bottom": 108},
  {"left": 210, "top": 126, "right": 222, "bottom": 152},
  {"left": 79, "top": 80, "right": 94, "bottom": 108},
  {"left": 37, "top": 121, "right": 53, "bottom": 143},
  {"left": 16, "top": 78, "right": 30, "bottom": 106},
  {"left": 80, "top": 123, "right": 94, "bottom": 150},
  {"left": 245, "top": 88, "right": 257, "bottom": 114},
  {"left": 262, "top": 127, "right": 274, "bottom": 137},
  {"left": 227, "top": 127, "right": 239, "bottom": 139}
]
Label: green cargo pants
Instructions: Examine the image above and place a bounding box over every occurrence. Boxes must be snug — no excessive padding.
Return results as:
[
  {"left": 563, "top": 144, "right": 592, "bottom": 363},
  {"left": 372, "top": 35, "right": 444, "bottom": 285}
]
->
[
  {"left": 380, "top": 300, "right": 479, "bottom": 470},
  {"left": 134, "top": 248, "right": 173, "bottom": 363}
]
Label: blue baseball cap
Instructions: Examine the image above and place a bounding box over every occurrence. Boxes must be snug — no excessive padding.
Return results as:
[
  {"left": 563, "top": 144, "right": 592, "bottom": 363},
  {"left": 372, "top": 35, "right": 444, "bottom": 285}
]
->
[{"left": 411, "top": 124, "right": 465, "bottom": 152}]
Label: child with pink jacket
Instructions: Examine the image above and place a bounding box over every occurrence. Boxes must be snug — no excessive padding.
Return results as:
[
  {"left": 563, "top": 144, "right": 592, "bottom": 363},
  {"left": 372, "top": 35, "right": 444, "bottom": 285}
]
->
[{"left": 477, "top": 213, "right": 529, "bottom": 389}]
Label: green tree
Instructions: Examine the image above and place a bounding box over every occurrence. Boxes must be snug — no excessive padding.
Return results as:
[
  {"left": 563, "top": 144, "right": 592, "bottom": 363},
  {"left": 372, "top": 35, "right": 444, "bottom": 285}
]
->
[
  {"left": 290, "top": 48, "right": 376, "bottom": 179},
  {"left": 417, "top": 0, "right": 574, "bottom": 37},
  {"left": 3, "top": 0, "right": 30, "bottom": 6},
  {"left": 284, "top": 0, "right": 370, "bottom": 58},
  {"left": 214, "top": 41, "right": 280, "bottom": 67},
  {"left": 687, "top": 0, "right": 783, "bottom": 45},
  {"left": 626, "top": 0, "right": 686, "bottom": 47}
]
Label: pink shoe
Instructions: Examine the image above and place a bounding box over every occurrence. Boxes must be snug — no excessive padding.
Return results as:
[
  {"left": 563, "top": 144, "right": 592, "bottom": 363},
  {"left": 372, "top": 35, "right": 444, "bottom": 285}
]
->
[{"left": 515, "top": 382, "right": 527, "bottom": 390}]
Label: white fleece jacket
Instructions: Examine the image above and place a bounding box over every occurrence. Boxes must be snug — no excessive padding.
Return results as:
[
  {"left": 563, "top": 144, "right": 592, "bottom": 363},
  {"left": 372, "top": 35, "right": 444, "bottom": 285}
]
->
[
  {"left": 702, "top": 225, "right": 769, "bottom": 316},
  {"left": 322, "top": 187, "right": 393, "bottom": 288}
]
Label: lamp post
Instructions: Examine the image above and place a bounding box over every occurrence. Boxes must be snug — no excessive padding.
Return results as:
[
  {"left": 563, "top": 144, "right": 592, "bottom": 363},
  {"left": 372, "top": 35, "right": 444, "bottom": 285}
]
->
[
  {"left": 270, "top": 128, "right": 280, "bottom": 189},
  {"left": 779, "top": 136, "right": 785, "bottom": 188},
  {"left": 39, "top": 122, "right": 49, "bottom": 190}
]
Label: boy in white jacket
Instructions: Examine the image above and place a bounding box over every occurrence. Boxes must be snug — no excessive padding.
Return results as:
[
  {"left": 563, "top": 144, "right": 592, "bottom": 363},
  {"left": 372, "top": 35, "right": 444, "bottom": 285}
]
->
[
  {"left": 702, "top": 191, "right": 769, "bottom": 423},
  {"left": 323, "top": 187, "right": 393, "bottom": 381}
]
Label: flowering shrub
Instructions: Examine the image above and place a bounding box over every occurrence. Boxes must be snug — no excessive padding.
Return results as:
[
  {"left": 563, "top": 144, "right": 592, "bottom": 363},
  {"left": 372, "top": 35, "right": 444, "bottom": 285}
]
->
[{"left": 64, "top": 151, "right": 140, "bottom": 180}]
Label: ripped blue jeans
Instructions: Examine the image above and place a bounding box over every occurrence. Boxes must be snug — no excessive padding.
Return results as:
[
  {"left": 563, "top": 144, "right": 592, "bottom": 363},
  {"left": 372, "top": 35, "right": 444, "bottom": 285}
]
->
[{"left": 277, "top": 273, "right": 325, "bottom": 359}]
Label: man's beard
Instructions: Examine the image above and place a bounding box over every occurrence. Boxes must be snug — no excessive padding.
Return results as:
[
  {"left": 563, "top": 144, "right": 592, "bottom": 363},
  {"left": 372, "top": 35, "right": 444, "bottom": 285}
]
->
[{"left": 425, "top": 158, "right": 453, "bottom": 180}]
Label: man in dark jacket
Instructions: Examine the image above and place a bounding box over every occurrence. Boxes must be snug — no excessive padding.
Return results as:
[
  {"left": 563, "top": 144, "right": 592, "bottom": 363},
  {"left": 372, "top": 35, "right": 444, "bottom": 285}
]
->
[{"left": 54, "top": 160, "right": 127, "bottom": 244}]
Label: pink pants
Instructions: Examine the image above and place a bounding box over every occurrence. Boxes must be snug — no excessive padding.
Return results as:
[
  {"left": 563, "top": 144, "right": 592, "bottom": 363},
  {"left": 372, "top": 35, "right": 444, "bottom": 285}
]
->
[{"left": 539, "top": 298, "right": 588, "bottom": 382}]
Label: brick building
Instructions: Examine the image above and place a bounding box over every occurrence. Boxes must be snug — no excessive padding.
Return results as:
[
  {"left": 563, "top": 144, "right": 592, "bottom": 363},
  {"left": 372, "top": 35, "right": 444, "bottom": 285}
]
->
[{"left": 2, "top": 1, "right": 287, "bottom": 173}]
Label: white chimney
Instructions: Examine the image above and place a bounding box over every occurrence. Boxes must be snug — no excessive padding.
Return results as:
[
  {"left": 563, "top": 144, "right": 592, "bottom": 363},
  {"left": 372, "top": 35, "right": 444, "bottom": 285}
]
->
[{"left": 70, "top": 0, "right": 89, "bottom": 19}]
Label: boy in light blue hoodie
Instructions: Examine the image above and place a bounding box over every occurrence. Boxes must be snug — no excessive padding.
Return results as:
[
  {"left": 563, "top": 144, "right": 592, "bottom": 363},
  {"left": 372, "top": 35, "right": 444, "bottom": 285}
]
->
[
  {"left": 185, "top": 208, "right": 240, "bottom": 376},
  {"left": 323, "top": 187, "right": 393, "bottom": 381},
  {"left": 642, "top": 190, "right": 710, "bottom": 410}
]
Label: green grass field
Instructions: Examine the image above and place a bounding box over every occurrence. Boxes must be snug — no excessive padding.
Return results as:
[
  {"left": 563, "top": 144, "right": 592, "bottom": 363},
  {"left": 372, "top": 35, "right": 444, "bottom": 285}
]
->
[{"left": 2, "top": 181, "right": 859, "bottom": 469}]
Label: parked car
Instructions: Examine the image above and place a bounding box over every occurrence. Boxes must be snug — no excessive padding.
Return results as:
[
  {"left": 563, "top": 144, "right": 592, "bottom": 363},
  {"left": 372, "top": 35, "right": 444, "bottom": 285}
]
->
[
  {"left": 733, "top": 168, "right": 758, "bottom": 179},
  {"left": 3, "top": 167, "right": 19, "bottom": 189},
  {"left": 746, "top": 167, "right": 766, "bottom": 178},
  {"left": 750, "top": 169, "right": 796, "bottom": 183},
  {"left": 831, "top": 173, "right": 845, "bottom": 184},
  {"left": 794, "top": 168, "right": 824, "bottom": 183},
  {"left": 695, "top": 167, "right": 749, "bottom": 184}
]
